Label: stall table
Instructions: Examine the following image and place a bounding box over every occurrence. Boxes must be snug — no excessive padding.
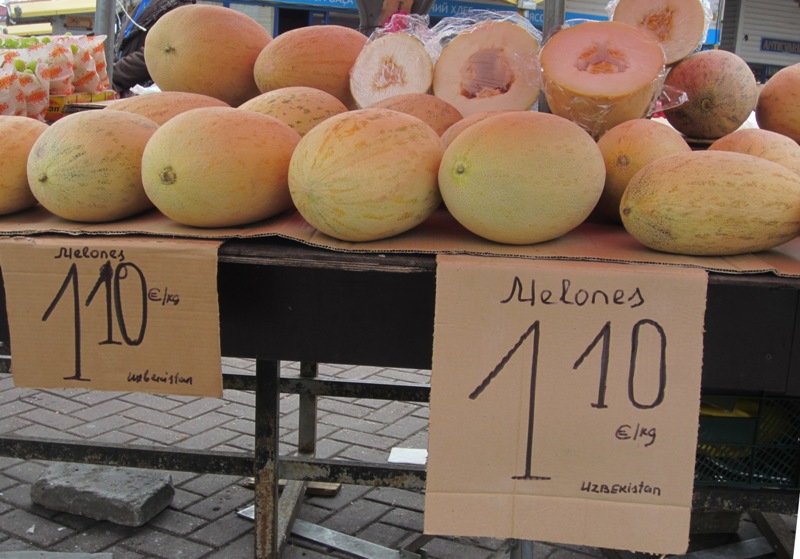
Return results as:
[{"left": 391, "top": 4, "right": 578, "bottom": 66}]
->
[{"left": 0, "top": 235, "right": 798, "bottom": 559}]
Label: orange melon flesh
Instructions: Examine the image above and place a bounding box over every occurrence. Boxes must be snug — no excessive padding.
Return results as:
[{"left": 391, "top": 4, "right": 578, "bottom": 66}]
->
[
  {"left": 612, "top": 0, "right": 709, "bottom": 65},
  {"left": 432, "top": 19, "right": 540, "bottom": 117},
  {"left": 540, "top": 20, "right": 665, "bottom": 138},
  {"left": 350, "top": 32, "right": 434, "bottom": 109}
]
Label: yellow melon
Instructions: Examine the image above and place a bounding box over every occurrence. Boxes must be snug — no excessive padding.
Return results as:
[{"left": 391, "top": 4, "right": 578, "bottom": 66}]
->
[
  {"left": 540, "top": 20, "right": 666, "bottom": 138},
  {"left": 350, "top": 32, "right": 434, "bottom": 108},
  {"left": 369, "top": 93, "right": 462, "bottom": 136},
  {"left": 593, "top": 118, "right": 691, "bottom": 224},
  {"left": 253, "top": 25, "right": 368, "bottom": 109},
  {"left": 611, "top": 0, "right": 709, "bottom": 65},
  {"left": 432, "top": 18, "right": 541, "bottom": 117},
  {"left": 620, "top": 151, "right": 800, "bottom": 255},
  {"left": 105, "top": 91, "right": 230, "bottom": 125},
  {"left": 238, "top": 86, "right": 348, "bottom": 137},
  {"left": 0, "top": 116, "right": 49, "bottom": 215},
  {"left": 27, "top": 110, "right": 158, "bottom": 222},
  {"left": 663, "top": 49, "right": 758, "bottom": 139},
  {"left": 440, "top": 110, "right": 517, "bottom": 149},
  {"left": 755, "top": 62, "right": 800, "bottom": 143},
  {"left": 144, "top": 4, "right": 271, "bottom": 107},
  {"left": 708, "top": 128, "right": 800, "bottom": 177},
  {"left": 288, "top": 108, "right": 443, "bottom": 242},
  {"left": 141, "top": 107, "right": 301, "bottom": 228},
  {"left": 439, "top": 111, "right": 605, "bottom": 245}
]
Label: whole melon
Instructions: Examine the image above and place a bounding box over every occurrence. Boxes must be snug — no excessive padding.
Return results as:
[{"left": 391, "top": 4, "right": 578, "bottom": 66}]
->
[
  {"left": 0, "top": 116, "right": 49, "bottom": 215},
  {"left": 350, "top": 32, "right": 434, "bottom": 108},
  {"left": 708, "top": 128, "right": 800, "bottom": 177},
  {"left": 369, "top": 93, "right": 463, "bottom": 136},
  {"left": 620, "top": 151, "right": 800, "bottom": 255},
  {"left": 253, "top": 25, "right": 368, "bottom": 109},
  {"left": 144, "top": 4, "right": 271, "bottom": 107},
  {"left": 439, "top": 111, "right": 606, "bottom": 245},
  {"left": 440, "top": 110, "right": 517, "bottom": 149},
  {"left": 141, "top": 107, "right": 301, "bottom": 228},
  {"left": 593, "top": 118, "right": 691, "bottom": 224},
  {"left": 540, "top": 20, "right": 666, "bottom": 139},
  {"left": 612, "top": 0, "right": 708, "bottom": 65},
  {"left": 755, "top": 62, "right": 800, "bottom": 143},
  {"left": 662, "top": 49, "right": 758, "bottom": 139},
  {"left": 288, "top": 108, "right": 443, "bottom": 242},
  {"left": 432, "top": 18, "right": 541, "bottom": 118},
  {"left": 238, "top": 86, "right": 348, "bottom": 136},
  {"left": 27, "top": 110, "right": 158, "bottom": 223},
  {"left": 105, "top": 91, "right": 230, "bottom": 125}
]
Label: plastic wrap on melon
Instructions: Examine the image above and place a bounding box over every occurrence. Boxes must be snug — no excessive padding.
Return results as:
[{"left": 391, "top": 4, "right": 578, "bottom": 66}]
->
[
  {"left": 428, "top": 10, "right": 543, "bottom": 117},
  {"left": 606, "top": 0, "right": 713, "bottom": 65},
  {"left": 539, "top": 19, "right": 668, "bottom": 138},
  {"left": 349, "top": 13, "right": 438, "bottom": 108}
]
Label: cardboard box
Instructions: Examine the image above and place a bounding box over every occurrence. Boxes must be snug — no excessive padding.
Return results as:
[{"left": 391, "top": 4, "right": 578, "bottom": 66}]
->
[{"left": 46, "top": 89, "right": 118, "bottom": 121}]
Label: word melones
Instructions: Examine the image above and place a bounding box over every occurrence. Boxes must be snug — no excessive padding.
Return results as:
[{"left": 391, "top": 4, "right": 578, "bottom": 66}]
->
[
  {"left": 54, "top": 247, "right": 125, "bottom": 261},
  {"left": 501, "top": 276, "right": 644, "bottom": 308}
]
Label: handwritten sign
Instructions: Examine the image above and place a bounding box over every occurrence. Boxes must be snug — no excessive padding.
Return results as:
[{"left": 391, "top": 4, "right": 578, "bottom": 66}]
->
[
  {"left": 424, "top": 255, "right": 708, "bottom": 555},
  {"left": 0, "top": 235, "right": 223, "bottom": 397}
]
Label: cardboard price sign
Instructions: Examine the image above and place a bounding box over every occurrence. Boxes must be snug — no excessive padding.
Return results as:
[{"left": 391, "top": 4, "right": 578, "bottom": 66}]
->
[
  {"left": 0, "top": 236, "right": 223, "bottom": 397},
  {"left": 425, "top": 255, "right": 708, "bottom": 555}
]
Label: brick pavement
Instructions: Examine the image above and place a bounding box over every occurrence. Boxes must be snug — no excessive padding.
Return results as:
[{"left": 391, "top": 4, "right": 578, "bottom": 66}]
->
[{"left": 0, "top": 359, "right": 795, "bottom": 558}]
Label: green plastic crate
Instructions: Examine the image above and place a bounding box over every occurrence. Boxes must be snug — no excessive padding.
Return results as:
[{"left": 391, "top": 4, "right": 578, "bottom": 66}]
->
[{"left": 695, "top": 396, "right": 800, "bottom": 490}]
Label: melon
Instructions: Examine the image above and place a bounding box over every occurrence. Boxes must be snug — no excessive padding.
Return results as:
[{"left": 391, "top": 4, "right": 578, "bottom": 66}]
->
[
  {"left": 105, "top": 91, "right": 230, "bottom": 125},
  {"left": 440, "top": 109, "right": 517, "bottom": 149},
  {"left": 593, "top": 118, "right": 691, "bottom": 224},
  {"left": 369, "top": 93, "right": 462, "bottom": 136},
  {"left": 662, "top": 49, "right": 758, "bottom": 139},
  {"left": 620, "top": 151, "right": 800, "bottom": 255},
  {"left": 708, "top": 128, "right": 800, "bottom": 177},
  {"left": 27, "top": 110, "right": 158, "bottom": 223},
  {"left": 144, "top": 4, "right": 271, "bottom": 107},
  {"left": 253, "top": 25, "right": 368, "bottom": 109},
  {"left": 288, "top": 108, "right": 443, "bottom": 242},
  {"left": 755, "top": 62, "right": 800, "bottom": 143},
  {"left": 439, "top": 111, "right": 605, "bottom": 245},
  {"left": 432, "top": 18, "right": 541, "bottom": 118},
  {"left": 540, "top": 20, "right": 666, "bottom": 138},
  {"left": 0, "top": 116, "right": 48, "bottom": 215},
  {"left": 238, "top": 86, "right": 348, "bottom": 136},
  {"left": 350, "top": 32, "right": 434, "bottom": 108},
  {"left": 611, "top": 0, "right": 709, "bottom": 65},
  {"left": 141, "top": 107, "right": 301, "bottom": 228}
]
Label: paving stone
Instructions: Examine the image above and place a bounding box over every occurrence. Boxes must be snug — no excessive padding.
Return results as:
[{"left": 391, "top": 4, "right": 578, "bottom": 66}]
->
[
  {"left": 119, "top": 392, "right": 184, "bottom": 412},
  {"left": 0, "top": 508, "right": 74, "bottom": 547},
  {"left": 319, "top": 498, "right": 391, "bottom": 534},
  {"left": 146, "top": 508, "right": 207, "bottom": 537},
  {"left": 70, "top": 400, "right": 136, "bottom": 422},
  {"left": 185, "top": 512, "right": 253, "bottom": 547},
  {"left": 329, "top": 428, "right": 400, "bottom": 450},
  {"left": 50, "top": 522, "right": 136, "bottom": 553},
  {"left": 177, "top": 474, "right": 240, "bottom": 497},
  {"left": 0, "top": 553, "right": 113, "bottom": 558},
  {"left": 122, "top": 527, "right": 213, "bottom": 559},
  {"left": 202, "top": 533, "right": 255, "bottom": 559},
  {"left": 30, "top": 464, "right": 174, "bottom": 527},
  {"left": 365, "top": 487, "right": 425, "bottom": 511},
  {"left": 182, "top": 485, "right": 253, "bottom": 521}
]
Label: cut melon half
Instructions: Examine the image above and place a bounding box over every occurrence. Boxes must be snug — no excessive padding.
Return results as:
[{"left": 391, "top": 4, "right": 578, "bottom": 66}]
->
[
  {"left": 432, "top": 19, "right": 540, "bottom": 118},
  {"left": 350, "top": 32, "right": 434, "bottom": 109},
  {"left": 540, "top": 20, "right": 665, "bottom": 138},
  {"left": 612, "top": 0, "right": 708, "bottom": 65}
]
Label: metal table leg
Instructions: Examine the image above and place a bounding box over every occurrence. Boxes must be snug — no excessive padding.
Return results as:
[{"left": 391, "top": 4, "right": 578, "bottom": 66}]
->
[{"left": 254, "top": 359, "right": 280, "bottom": 559}]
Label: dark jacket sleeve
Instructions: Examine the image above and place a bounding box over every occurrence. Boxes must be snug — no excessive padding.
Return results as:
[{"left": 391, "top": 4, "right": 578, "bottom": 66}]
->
[{"left": 112, "top": 43, "right": 149, "bottom": 93}]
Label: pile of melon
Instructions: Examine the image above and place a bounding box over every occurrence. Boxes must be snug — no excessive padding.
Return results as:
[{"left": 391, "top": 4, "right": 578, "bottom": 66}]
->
[{"left": 2, "top": 1, "right": 800, "bottom": 259}]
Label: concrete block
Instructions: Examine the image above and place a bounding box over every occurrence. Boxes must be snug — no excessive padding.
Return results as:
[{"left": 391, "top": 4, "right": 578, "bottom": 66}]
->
[{"left": 30, "top": 463, "right": 174, "bottom": 527}]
